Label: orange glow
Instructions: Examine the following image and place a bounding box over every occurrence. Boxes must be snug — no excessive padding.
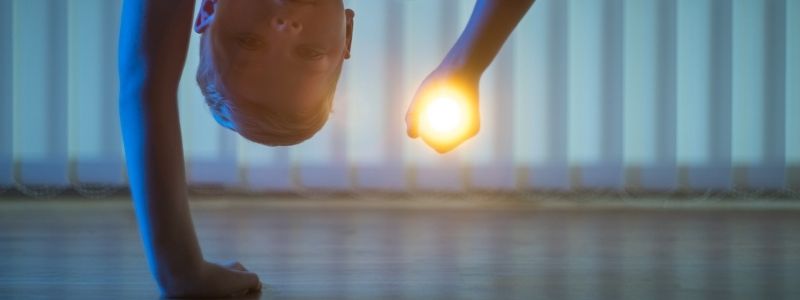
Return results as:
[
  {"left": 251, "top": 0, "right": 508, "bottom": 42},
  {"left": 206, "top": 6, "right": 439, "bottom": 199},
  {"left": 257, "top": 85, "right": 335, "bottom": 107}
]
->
[{"left": 418, "top": 87, "right": 473, "bottom": 147}]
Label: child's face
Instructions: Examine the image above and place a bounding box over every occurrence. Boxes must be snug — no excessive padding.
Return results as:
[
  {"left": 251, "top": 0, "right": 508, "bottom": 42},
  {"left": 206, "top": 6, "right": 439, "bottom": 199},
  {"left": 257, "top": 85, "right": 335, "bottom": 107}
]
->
[{"left": 197, "top": 0, "right": 353, "bottom": 116}]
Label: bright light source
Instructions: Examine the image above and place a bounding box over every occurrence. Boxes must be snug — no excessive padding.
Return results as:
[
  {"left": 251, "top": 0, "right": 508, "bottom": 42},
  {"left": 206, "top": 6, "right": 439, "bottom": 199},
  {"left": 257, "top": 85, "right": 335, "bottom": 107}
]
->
[
  {"left": 418, "top": 88, "right": 472, "bottom": 147},
  {"left": 424, "top": 96, "right": 464, "bottom": 134}
]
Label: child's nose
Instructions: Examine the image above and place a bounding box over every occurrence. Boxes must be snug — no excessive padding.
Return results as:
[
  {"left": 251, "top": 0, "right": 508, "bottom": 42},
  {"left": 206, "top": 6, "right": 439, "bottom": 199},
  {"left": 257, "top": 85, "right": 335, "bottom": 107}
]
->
[{"left": 271, "top": 17, "right": 303, "bottom": 34}]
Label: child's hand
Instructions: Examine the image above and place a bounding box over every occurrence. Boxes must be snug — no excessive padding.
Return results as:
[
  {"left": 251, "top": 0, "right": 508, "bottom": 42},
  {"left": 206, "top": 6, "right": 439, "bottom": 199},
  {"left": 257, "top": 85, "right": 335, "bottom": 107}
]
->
[
  {"left": 405, "top": 67, "right": 481, "bottom": 153},
  {"left": 163, "top": 260, "right": 262, "bottom": 298}
]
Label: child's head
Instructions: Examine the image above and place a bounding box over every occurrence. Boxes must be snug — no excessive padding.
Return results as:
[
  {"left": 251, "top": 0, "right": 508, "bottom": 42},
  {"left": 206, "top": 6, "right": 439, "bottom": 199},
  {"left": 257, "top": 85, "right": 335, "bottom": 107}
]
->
[{"left": 195, "top": 0, "right": 354, "bottom": 146}]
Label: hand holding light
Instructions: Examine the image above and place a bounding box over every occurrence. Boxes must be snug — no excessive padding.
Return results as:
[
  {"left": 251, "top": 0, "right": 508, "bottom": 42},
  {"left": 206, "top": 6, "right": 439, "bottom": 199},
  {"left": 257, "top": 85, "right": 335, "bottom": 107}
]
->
[{"left": 406, "top": 70, "right": 480, "bottom": 154}]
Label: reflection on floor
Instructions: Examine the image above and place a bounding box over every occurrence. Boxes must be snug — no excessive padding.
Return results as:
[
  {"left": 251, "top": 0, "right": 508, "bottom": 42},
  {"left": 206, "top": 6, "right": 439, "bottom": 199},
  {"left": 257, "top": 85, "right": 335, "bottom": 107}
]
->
[{"left": 0, "top": 195, "right": 799, "bottom": 300}]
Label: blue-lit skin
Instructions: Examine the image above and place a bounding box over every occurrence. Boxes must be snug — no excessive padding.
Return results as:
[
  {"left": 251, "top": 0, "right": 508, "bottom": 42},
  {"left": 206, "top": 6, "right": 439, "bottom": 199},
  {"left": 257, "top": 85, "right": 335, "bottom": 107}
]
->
[
  {"left": 118, "top": 0, "right": 260, "bottom": 297},
  {"left": 405, "top": 0, "right": 536, "bottom": 154}
]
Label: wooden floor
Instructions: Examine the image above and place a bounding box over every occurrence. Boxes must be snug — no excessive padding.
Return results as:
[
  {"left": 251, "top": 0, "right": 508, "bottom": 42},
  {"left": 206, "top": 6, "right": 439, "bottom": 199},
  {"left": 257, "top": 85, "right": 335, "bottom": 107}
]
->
[{"left": 1, "top": 195, "right": 799, "bottom": 300}]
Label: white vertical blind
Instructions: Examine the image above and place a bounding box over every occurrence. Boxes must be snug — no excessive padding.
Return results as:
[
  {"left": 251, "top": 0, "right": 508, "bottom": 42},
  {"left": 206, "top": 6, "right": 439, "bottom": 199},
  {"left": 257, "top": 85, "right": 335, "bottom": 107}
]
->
[
  {"left": 679, "top": 0, "right": 736, "bottom": 190},
  {"left": 567, "top": 0, "right": 625, "bottom": 189},
  {"left": 677, "top": 0, "right": 716, "bottom": 188},
  {"left": 13, "top": 0, "right": 69, "bottom": 186},
  {"left": 624, "top": 0, "right": 677, "bottom": 190},
  {"left": 0, "top": 0, "right": 797, "bottom": 193},
  {"left": 731, "top": 0, "right": 787, "bottom": 189},
  {"left": 517, "top": 0, "right": 571, "bottom": 190},
  {"left": 352, "top": 0, "right": 407, "bottom": 190},
  {"left": 0, "top": 0, "right": 12, "bottom": 187},
  {"left": 789, "top": 0, "right": 800, "bottom": 190},
  {"left": 67, "top": 0, "right": 124, "bottom": 185}
]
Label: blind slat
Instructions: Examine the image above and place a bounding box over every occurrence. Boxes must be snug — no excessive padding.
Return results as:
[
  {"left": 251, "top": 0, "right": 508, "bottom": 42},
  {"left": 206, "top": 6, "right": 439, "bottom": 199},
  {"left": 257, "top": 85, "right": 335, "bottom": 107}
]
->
[
  {"left": 0, "top": 0, "right": 12, "bottom": 186},
  {"left": 14, "top": 0, "right": 69, "bottom": 186}
]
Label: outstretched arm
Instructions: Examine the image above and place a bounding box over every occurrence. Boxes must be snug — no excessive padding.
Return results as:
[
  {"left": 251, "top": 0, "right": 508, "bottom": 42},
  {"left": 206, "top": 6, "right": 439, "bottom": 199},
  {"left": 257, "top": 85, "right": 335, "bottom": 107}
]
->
[
  {"left": 119, "top": 0, "right": 259, "bottom": 297},
  {"left": 443, "top": 0, "right": 535, "bottom": 76},
  {"left": 406, "top": 0, "right": 535, "bottom": 153}
]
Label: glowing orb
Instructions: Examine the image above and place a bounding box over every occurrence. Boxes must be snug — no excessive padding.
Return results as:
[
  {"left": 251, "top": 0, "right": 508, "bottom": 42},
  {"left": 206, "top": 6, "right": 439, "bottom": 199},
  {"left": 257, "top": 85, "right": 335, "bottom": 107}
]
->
[
  {"left": 424, "top": 96, "right": 465, "bottom": 134},
  {"left": 418, "top": 88, "right": 472, "bottom": 147}
]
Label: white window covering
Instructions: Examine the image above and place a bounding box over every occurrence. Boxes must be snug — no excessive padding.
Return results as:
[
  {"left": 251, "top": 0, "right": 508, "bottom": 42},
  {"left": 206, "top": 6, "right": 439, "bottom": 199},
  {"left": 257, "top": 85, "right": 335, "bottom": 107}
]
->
[{"left": 0, "top": 0, "right": 797, "bottom": 192}]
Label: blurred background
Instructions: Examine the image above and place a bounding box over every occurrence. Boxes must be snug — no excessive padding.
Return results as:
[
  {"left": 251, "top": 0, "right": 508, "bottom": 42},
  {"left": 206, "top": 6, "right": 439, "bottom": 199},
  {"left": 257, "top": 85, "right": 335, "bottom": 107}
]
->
[
  {"left": 1, "top": 2, "right": 800, "bottom": 299},
  {"left": 0, "top": 0, "right": 798, "bottom": 194}
]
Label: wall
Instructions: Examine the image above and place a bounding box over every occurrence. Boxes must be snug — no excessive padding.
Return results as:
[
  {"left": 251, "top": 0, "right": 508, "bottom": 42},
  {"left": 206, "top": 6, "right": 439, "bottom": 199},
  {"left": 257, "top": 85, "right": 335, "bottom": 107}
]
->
[{"left": 0, "top": 0, "right": 798, "bottom": 192}]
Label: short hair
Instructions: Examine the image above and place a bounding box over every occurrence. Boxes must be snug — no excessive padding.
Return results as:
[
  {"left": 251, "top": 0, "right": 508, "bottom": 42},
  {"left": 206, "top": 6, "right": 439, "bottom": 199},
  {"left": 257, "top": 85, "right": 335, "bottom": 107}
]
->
[{"left": 196, "top": 33, "right": 341, "bottom": 147}]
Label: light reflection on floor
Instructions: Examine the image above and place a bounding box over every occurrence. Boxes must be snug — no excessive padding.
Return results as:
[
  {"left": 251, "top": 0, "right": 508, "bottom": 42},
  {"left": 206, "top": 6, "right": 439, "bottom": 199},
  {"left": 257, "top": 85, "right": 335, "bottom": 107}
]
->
[{"left": 0, "top": 196, "right": 799, "bottom": 300}]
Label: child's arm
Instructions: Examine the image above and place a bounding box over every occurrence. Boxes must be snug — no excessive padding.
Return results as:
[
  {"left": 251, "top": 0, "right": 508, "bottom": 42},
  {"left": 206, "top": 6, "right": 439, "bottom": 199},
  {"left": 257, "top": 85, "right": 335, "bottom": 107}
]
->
[
  {"left": 406, "top": 0, "right": 535, "bottom": 153},
  {"left": 119, "top": 0, "right": 260, "bottom": 297}
]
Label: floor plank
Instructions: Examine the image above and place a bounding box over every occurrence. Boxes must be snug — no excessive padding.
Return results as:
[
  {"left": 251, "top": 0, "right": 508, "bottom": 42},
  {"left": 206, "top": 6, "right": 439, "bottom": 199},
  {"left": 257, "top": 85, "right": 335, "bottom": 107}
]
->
[{"left": 1, "top": 196, "right": 799, "bottom": 300}]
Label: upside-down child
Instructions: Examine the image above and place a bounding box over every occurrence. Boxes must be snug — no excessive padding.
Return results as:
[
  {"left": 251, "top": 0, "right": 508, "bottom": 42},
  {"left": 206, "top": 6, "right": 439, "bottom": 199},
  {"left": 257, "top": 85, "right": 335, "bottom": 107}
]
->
[{"left": 118, "top": 0, "right": 532, "bottom": 297}]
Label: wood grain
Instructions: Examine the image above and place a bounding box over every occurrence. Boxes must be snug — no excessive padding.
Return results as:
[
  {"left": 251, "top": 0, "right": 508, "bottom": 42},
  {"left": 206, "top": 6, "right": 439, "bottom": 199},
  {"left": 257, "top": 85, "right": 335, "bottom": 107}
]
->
[{"left": 0, "top": 196, "right": 799, "bottom": 299}]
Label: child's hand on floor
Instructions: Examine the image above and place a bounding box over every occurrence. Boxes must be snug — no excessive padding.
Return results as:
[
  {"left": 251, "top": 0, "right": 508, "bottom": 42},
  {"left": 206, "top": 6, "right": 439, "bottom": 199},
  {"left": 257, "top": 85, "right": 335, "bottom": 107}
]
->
[
  {"left": 163, "top": 260, "right": 261, "bottom": 298},
  {"left": 406, "top": 66, "right": 481, "bottom": 154}
]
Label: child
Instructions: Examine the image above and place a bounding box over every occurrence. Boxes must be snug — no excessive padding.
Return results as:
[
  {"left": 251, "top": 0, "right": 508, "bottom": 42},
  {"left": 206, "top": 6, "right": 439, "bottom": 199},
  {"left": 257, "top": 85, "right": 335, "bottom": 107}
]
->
[
  {"left": 119, "top": 0, "right": 352, "bottom": 297},
  {"left": 119, "top": 0, "right": 531, "bottom": 297}
]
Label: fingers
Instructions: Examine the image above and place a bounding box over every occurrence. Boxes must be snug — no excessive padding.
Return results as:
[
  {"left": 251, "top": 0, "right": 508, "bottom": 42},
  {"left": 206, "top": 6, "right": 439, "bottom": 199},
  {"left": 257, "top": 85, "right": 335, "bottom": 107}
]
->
[
  {"left": 422, "top": 126, "right": 480, "bottom": 154},
  {"left": 216, "top": 261, "right": 260, "bottom": 297},
  {"left": 405, "top": 110, "right": 419, "bottom": 138},
  {"left": 226, "top": 269, "right": 262, "bottom": 297},
  {"left": 432, "top": 141, "right": 459, "bottom": 154},
  {"left": 420, "top": 136, "right": 458, "bottom": 154}
]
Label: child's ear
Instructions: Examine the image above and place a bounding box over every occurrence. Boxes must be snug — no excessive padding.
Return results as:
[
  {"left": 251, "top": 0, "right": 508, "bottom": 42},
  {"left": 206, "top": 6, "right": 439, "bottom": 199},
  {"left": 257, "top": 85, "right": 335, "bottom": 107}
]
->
[
  {"left": 344, "top": 9, "right": 355, "bottom": 60},
  {"left": 195, "top": 0, "right": 218, "bottom": 33}
]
